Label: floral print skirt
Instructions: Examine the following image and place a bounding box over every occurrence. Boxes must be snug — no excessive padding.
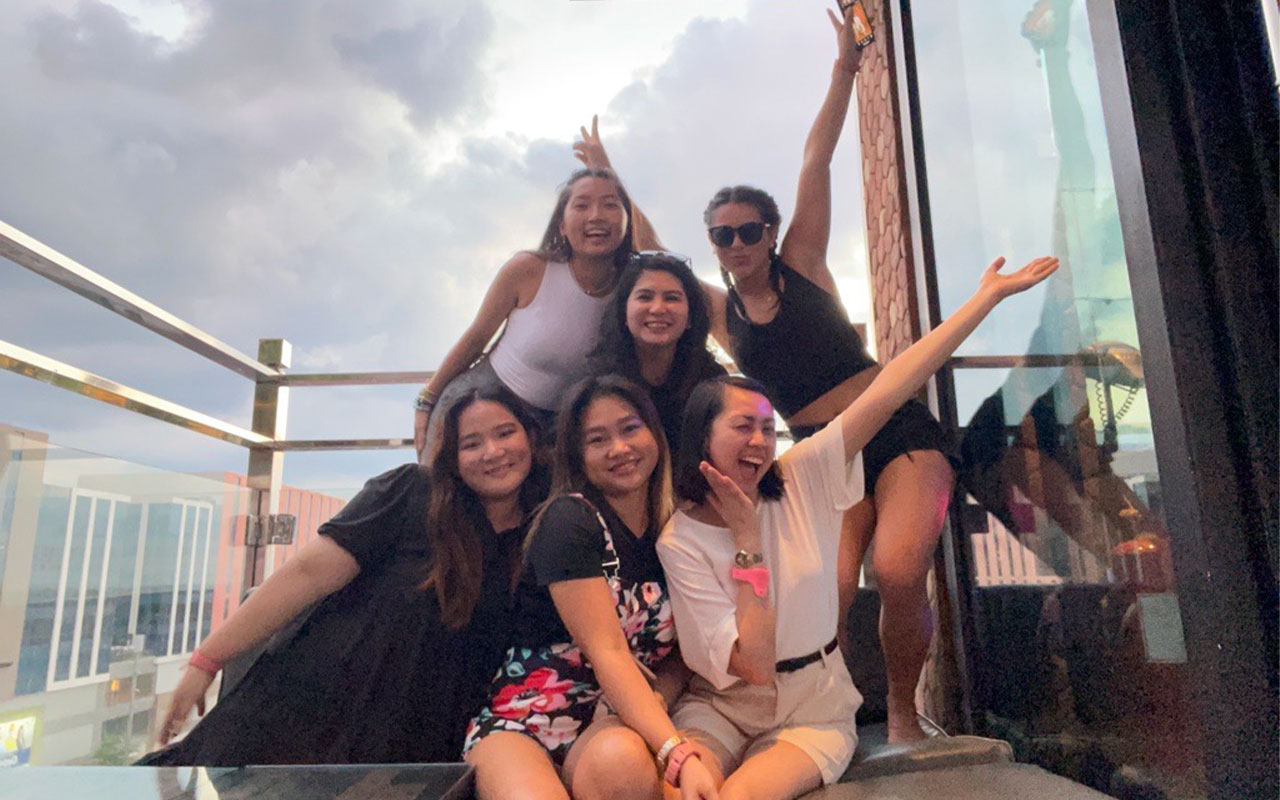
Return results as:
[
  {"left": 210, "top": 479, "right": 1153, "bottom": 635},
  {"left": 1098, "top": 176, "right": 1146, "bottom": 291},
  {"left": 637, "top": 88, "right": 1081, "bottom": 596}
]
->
[{"left": 463, "top": 642, "right": 604, "bottom": 764}]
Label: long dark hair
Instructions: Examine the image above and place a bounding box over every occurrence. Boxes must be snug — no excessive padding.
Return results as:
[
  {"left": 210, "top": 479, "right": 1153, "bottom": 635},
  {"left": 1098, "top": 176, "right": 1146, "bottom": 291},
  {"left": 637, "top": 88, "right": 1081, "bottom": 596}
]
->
[
  {"left": 536, "top": 168, "right": 636, "bottom": 270},
  {"left": 530, "top": 375, "right": 673, "bottom": 546},
  {"left": 590, "top": 253, "right": 718, "bottom": 400},
  {"left": 674, "top": 375, "right": 785, "bottom": 504},
  {"left": 704, "top": 185, "right": 784, "bottom": 316},
  {"left": 421, "top": 385, "right": 549, "bottom": 629}
]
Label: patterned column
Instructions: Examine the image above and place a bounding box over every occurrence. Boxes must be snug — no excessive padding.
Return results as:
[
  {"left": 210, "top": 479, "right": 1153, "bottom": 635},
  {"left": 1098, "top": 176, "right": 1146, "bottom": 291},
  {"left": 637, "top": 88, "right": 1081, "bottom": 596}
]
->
[
  {"left": 853, "top": 0, "right": 962, "bottom": 731},
  {"left": 855, "top": 0, "right": 921, "bottom": 362}
]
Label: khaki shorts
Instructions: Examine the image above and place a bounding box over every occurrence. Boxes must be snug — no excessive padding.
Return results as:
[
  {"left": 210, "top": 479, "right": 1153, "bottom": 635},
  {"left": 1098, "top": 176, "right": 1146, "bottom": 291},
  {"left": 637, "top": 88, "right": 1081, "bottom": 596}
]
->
[{"left": 671, "top": 648, "right": 861, "bottom": 785}]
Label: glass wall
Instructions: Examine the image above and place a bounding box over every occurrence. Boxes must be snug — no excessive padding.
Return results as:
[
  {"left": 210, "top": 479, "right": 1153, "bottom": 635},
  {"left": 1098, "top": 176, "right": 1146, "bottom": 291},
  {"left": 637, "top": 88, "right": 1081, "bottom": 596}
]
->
[
  {"left": 909, "top": 0, "right": 1203, "bottom": 797},
  {"left": 0, "top": 428, "right": 353, "bottom": 766},
  {"left": 0, "top": 431, "right": 228, "bottom": 764}
]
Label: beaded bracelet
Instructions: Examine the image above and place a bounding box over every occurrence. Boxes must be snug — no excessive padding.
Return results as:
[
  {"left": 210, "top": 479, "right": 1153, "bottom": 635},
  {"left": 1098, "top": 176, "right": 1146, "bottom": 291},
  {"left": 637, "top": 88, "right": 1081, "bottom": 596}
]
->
[
  {"left": 414, "top": 386, "right": 440, "bottom": 411},
  {"left": 664, "top": 742, "right": 701, "bottom": 788},
  {"left": 655, "top": 734, "right": 683, "bottom": 772}
]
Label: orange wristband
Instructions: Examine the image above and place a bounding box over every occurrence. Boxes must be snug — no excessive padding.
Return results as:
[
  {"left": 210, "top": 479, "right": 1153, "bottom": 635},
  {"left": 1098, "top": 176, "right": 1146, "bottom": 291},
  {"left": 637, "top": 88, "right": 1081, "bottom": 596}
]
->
[{"left": 188, "top": 649, "right": 223, "bottom": 675}]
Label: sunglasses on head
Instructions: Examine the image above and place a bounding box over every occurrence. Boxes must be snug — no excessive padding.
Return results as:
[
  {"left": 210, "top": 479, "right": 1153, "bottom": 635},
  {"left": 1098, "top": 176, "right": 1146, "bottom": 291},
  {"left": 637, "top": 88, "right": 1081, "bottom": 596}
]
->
[
  {"left": 633, "top": 250, "right": 693, "bottom": 267},
  {"left": 707, "top": 222, "right": 771, "bottom": 248}
]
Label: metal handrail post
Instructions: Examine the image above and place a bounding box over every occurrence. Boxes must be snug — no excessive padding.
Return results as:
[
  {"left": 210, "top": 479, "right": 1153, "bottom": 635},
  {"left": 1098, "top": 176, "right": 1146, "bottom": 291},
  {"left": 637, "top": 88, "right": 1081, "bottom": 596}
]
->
[{"left": 244, "top": 339, "right": 291, "bottom": 589}]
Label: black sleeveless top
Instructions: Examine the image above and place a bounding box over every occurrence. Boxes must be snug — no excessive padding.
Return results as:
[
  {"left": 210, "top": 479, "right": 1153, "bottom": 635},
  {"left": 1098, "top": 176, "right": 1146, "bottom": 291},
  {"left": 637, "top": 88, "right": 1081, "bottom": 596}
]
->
[{"left": 727, "top": 258, "right": 878, "bottom": 419}]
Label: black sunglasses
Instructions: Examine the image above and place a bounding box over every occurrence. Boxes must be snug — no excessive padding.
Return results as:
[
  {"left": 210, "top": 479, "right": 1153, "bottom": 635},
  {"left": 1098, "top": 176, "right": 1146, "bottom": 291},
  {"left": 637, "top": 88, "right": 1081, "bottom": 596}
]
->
[{"left": 707, "top": 222, "right": 771, "bottom": 248}]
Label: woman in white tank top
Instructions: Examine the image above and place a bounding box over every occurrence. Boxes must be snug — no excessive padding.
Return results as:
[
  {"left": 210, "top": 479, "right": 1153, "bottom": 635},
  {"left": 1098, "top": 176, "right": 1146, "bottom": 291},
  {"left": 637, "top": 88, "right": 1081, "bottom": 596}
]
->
[{"left": 414, "top": 126, "right": 660, "bottom": 461}]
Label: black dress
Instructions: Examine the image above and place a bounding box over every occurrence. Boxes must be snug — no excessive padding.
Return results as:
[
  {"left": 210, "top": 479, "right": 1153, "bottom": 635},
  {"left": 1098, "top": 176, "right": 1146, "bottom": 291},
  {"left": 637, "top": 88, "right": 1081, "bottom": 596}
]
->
[{"left": 139, "top": 464, "right": 519, "bottom": 765}]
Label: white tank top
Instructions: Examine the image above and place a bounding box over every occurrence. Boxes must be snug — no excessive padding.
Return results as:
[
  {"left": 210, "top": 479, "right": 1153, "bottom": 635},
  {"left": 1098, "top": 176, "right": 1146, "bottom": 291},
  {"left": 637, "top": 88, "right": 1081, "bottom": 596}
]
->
[{"left": 488, "top": 261, "right": 612, "bottom": 410}]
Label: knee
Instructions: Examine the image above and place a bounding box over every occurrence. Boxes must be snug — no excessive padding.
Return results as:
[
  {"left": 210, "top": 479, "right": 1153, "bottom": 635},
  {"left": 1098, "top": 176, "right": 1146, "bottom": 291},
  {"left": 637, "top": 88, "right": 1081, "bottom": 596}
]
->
[
  {"left": 869, "top": 548, "right": 931, "bottom": 598},
  {"left": 573, "top": 727, "right": 659, "bottom": 799}
]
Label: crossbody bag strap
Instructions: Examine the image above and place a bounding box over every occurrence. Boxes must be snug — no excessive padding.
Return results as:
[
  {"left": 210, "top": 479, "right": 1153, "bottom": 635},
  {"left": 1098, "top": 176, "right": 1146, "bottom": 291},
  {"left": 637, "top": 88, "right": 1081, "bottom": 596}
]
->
[{"left": 565, "top": 493, "right": 621, "bottom": 584}]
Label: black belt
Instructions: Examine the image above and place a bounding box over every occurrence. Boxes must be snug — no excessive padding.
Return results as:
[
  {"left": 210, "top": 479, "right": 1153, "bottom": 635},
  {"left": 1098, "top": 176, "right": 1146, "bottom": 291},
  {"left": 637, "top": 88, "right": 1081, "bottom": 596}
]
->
[{"left": 775, "top": 637, "right": 838, "bottom": 674}]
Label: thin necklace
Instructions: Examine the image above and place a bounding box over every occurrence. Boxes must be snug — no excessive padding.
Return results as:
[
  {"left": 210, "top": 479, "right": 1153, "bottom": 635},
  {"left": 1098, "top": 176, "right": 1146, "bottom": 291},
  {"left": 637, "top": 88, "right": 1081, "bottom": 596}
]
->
[{"left": 571, "top": 262, "right": 614, "bottom": 297}]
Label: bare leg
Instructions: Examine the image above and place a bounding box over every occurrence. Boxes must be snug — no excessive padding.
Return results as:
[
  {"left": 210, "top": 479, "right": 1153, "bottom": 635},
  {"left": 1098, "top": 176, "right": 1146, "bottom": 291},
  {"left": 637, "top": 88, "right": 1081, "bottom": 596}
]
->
[
  {"left": 720, "top": 740, "right": 822, "bottom": 800},
  {"left": 562, "top": 715, "right": 662, "bottom": 800},
  {"left": 467, "top": 731, "right": 568, "bottom": 800},
  {"left": 869, "top": 450, "right": 955, "bottom": 743},
  {"left": 836, "top": 499, "right": 877, "bottom": 657}
]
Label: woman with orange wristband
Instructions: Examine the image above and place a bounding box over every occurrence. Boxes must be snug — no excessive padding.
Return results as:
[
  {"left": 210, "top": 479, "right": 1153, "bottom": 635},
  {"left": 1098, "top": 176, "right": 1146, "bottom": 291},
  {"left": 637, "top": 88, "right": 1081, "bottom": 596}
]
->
[{"left": 140, "top": 386, "right": 548, "bottom": 765}]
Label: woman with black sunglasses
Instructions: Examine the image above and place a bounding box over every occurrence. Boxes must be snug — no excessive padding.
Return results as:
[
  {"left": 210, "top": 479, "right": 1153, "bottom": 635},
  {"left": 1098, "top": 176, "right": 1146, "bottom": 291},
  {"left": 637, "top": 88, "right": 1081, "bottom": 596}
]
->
[{"left": 701, "top": 6, "right": 959, "bottom": 744}]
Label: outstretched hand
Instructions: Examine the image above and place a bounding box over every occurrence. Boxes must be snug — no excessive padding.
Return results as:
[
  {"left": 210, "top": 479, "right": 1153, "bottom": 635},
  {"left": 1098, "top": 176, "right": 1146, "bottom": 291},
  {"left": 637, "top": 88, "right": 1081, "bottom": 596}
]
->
[
  {"left": 827, "top": 4, "right": 864, "bottom": 77},
  {"left": 978, "top": 256, "right": 1059, "bottom": 301},
  {"left": 572, "top": 115, "right": 612, "bottom": 171}
]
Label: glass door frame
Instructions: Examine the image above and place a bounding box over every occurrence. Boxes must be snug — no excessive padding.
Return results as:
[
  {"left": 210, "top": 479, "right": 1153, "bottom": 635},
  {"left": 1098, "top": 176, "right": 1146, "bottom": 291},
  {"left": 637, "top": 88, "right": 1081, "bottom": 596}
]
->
[{"left": 890, "top": 0, "right": 1278, "bottom": 794}]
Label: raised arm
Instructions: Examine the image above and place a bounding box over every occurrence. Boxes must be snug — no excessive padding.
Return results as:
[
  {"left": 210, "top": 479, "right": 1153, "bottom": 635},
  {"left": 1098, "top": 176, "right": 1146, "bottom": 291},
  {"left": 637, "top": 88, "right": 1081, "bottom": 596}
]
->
[
  {"left": 551, "top": 579, "right": 716, "bottom": 799},
  {"left": 838, "top": 256, "right": 1060, "bottom": 462},
  {"left": 413, "top": 253, "right": 543, "bottom": 454},
  {"left": 159, "top": 536, "right": 360, "bottom": 743},
  {"left": 574, "top": 115, "right": 664, "bottom": 252},
  {"left": 777, "top": 7, "right": 864, "bottom": 292}
]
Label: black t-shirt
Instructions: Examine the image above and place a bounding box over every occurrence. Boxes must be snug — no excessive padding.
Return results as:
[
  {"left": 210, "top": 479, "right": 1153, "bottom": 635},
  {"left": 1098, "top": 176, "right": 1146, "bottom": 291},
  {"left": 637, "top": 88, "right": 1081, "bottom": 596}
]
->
[
  {"left": 648, "top": 356, "right": 728, "bottom": 449},
  {"left": 512, "top": 493, "right": 666, "bottom": 648}
]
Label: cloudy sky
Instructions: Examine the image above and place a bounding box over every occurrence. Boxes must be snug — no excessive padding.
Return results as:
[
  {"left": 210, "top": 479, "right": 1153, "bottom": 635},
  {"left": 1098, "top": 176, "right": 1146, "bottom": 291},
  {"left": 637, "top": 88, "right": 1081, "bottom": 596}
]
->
[
  {"left": 1, "top": 0, "right": 1150, "bottom": 495},
  {"left": 1, "top": 0, "right": 875, "bottom": 491}
]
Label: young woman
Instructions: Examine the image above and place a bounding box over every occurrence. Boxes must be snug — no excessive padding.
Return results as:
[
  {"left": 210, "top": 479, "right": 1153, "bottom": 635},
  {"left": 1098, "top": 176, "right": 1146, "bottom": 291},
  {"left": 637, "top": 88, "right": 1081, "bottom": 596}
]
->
[
  {"left": 463, "top": 376, "right": 715, "bottom": 800},
  {"left": 659, "top": 256, "right": 1057, "bottom": 799},
  {"left": 591, "top": 252, "right": 726, "bottom": 446},
  {"left": 414, "top": 160, "right": 659, "bottom": 461},
  {"left": 141, "top": 386, "right": 547, "bottom": 765},
  {"left": 701, "top": 7, "right": 953, "bottom": 742}
]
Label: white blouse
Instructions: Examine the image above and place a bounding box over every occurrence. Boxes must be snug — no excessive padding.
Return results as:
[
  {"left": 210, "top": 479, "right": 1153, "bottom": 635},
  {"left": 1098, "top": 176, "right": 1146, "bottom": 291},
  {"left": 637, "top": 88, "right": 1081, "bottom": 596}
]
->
[{"left": 657, "top": 420, "right": 864, "bottom": 691}]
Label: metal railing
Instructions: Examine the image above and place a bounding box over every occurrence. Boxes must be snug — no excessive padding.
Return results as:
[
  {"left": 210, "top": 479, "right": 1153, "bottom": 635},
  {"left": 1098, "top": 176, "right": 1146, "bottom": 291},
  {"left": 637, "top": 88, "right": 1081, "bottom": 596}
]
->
[
  {"left": 3, "top": 218, "right": 1136, "bottom": 586},
  {"left": 1, "top": 219, "right": 428, "bottom": 585}
]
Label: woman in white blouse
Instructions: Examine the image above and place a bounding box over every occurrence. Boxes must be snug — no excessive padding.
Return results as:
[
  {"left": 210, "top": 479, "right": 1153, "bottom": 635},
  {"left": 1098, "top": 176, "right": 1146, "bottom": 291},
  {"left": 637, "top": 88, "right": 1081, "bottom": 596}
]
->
[{"left": 657, "top": 255, "right": 1058, "bottom": 799}]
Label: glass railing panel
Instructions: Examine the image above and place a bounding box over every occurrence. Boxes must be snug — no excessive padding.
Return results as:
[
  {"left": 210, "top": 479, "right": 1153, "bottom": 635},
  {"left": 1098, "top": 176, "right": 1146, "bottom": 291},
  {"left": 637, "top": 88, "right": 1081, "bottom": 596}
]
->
[
  {"left": 949, "top": 361, "right": 1195, "bottom": 796},
  {"left": 0, "top": 429, "right": 251, "bottom": 765},
  {"left": 910, "top": 0, "right": 1205, "bottom": 795}
]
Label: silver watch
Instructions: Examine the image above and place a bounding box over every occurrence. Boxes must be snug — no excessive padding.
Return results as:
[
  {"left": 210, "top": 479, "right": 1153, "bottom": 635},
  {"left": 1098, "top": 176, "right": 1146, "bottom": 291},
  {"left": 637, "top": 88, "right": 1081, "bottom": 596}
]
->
[{"left": 734, "top": 549, "right": 763, "bottom": 569}]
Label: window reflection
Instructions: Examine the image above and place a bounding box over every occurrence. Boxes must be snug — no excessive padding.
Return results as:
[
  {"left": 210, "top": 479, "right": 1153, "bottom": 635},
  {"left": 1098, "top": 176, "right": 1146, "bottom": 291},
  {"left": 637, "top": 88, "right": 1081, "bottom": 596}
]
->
[{"left": 913, "top": 0, "right": 1203, "bottom": 795}]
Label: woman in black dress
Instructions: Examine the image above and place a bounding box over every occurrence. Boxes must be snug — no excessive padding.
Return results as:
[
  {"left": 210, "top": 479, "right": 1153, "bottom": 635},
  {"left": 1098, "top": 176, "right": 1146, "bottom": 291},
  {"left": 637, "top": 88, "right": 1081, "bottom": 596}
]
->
[
  {"left": 590, "top": 252, "right": 726, "bottom": 446},
  {"left": 140, "top": 385, "right": 547, "bottom": 765}
]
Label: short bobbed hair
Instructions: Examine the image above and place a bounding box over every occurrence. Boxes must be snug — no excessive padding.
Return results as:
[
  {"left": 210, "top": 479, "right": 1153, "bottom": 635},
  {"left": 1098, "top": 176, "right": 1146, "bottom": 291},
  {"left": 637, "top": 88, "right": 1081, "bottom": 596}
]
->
[{"left": 673, "top": 375, "right": 785, "bottom": 505}]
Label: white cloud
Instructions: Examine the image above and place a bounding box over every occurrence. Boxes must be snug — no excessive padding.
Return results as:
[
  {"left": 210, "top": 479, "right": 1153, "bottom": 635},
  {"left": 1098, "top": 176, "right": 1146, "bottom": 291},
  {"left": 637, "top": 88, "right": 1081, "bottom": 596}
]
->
[{"left": 0, "top": 0, "right": 872, "bottom": 488}]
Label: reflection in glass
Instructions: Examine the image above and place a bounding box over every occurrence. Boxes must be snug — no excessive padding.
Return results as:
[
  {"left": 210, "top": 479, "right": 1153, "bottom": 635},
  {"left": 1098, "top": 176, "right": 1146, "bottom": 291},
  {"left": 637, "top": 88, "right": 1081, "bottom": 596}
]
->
[
  {"left": 0, "top": 434, "right": 252, "bottom": 764},
  {"left": 912, "top": 0, "right": 1203, "bottom": 795}
]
